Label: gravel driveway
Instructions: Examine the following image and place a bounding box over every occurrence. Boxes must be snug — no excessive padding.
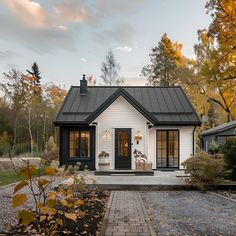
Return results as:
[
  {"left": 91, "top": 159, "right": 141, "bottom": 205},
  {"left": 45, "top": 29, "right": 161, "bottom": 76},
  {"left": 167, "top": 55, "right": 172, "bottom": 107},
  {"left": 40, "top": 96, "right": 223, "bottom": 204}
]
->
[
  {"left": 141, "top": 191, "right": 236, "bottom": 236},
  {"left": 0, "top": 177, "right": 64, "bottom": 233}
]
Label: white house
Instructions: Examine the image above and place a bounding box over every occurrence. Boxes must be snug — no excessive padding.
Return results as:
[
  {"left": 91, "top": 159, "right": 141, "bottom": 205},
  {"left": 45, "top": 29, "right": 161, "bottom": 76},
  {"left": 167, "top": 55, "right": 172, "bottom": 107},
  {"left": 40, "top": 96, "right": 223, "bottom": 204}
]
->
[{"left": 54, "top": 75, "right": 201, "bottom": 170}]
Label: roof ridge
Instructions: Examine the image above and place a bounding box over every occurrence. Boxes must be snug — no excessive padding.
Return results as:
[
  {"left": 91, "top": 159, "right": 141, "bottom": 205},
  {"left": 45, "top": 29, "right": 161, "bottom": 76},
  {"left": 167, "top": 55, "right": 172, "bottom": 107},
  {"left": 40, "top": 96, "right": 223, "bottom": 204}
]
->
[{"left": 70, "top": 86, "right": 182, "bottom": 88}]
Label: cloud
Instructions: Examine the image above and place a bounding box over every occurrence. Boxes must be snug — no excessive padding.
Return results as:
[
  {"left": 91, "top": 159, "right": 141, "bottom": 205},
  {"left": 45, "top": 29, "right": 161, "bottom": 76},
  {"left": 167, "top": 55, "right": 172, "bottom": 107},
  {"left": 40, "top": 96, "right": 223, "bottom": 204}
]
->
[
  {"left": 116, "top": 46, "right": 132, "bottom": 53},
  {"left": 3, "top": 0, "right": 51, "bottom": 28},
  {"left": 53, "top": 0, "right": 97, "bottom": 25},
  {"left": 0, "top": 1, "right": 76, "bottom": 52},
  {"left": 95, "top": 23, "right": 136, "bottom": 45},
  {"left": 95, "top": 0, "right": 147, "bottom": 16},
  {"left": 80, "top": 58, "right": 87, "bottom": 62},
  {"left": 0, "top": 50, "right": 19, "bottom": 60},
  {"left": 56, "top": 25, "right": 68, "bottom": 31}
]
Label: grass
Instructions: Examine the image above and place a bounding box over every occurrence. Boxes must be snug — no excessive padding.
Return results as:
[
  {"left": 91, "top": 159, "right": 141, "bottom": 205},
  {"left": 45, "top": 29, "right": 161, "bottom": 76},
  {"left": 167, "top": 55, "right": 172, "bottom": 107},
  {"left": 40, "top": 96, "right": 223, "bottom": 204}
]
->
[
  {"left": 0, "top": 167, "right": 46, "bottom": 187},
  {"left": 0, "top": 169, "right": 21, "bottom": 186}
]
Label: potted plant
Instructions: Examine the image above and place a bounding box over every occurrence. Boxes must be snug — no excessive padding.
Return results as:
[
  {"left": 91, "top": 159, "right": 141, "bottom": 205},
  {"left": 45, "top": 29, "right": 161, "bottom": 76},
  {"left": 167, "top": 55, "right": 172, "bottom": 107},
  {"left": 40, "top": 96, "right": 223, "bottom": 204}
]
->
[
  {"left": 133, "top": 149, "right": 152, "bottom": 171},
  {"left": 98, "top": 151, "right": 110, "bottom": 171}
]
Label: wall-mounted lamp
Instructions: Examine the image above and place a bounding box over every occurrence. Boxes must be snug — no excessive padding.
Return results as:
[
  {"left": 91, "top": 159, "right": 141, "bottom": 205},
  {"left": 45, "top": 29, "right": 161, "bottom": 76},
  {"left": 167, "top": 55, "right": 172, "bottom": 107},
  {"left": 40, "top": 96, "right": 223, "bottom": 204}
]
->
[
  {"left": 134, "top": 130, "right": 142, "bottom": 144},
  {"left": 104, "top": 130, "right": 109, "bottom": 139}
]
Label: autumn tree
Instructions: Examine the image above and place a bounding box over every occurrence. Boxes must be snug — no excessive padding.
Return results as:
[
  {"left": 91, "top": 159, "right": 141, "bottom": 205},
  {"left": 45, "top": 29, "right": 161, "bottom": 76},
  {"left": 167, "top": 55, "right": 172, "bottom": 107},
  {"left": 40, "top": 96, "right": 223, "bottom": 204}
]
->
[
  {"left": 206, "top": 0, "right": 236, "bottom": 76},
  {"left": 0, "top": 69, "right": 30, "bottom": 148},
  {"left": 194, "top": 30, "right": 236, "bottom": 121},
  {"left": 141, "top": 33, "right": 185, "bottom": 86},
  {"left": 101, "top": 49, "right": 123, "bottom": 86}
]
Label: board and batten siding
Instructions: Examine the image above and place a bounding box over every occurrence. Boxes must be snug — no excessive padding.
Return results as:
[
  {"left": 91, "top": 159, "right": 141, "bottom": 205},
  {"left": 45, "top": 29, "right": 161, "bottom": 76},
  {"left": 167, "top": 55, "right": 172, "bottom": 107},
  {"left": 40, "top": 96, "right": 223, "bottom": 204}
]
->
[
  {"left": 148, "top": 126, "right": 195, "bottom": 168},
  {"left": 94, "top": 96, "right": 149, "bottom": 170}
]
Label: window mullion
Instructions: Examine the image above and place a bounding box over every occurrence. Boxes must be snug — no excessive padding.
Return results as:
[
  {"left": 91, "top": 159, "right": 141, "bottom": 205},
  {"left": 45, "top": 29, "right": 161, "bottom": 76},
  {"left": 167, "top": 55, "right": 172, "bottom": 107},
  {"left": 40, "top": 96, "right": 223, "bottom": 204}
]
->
[{"left": 78, "top": 131, "right": 81, "bottom": 158}]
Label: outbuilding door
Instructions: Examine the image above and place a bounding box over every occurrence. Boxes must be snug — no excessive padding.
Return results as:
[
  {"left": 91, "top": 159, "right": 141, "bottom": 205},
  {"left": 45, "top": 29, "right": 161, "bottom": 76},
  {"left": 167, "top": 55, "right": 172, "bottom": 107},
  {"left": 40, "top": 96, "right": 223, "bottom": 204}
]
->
[{"left": 115, "top": 128, "right": 131, "bottom": 169}]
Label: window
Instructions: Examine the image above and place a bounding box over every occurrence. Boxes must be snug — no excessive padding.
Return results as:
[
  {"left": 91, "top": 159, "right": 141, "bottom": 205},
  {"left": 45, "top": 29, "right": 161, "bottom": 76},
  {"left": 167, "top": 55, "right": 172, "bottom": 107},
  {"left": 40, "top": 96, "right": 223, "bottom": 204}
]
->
[
  {"left": 117, "top": 131, "right": 129, "bottom": 157},
  {"left": 156, "top": 130, "right": 179, "bottom": 168},
  {"left": 69, "top": 130, "right": 91, "bottom": 158},
  {"left": 217, "top": 135, "right": 236, "bottom": 146}
]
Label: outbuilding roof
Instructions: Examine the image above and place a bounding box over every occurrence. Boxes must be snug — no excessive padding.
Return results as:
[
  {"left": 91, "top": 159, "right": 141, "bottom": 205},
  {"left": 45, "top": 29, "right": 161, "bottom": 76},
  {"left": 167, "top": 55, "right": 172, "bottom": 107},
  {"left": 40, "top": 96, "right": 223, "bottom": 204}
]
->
[
  {"left": 54, "top": 86, "right": 201, "bottom": 126},
  {"left": 201, "top": 120, "right": 236, "bottom": 136}
]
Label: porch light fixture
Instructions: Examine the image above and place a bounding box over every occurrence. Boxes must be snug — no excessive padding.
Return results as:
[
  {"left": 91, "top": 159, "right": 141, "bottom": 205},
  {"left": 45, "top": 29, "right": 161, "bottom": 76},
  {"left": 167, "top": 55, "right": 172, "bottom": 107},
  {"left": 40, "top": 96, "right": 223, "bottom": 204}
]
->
[
  {"left": 134, "top": 131, "right": 142, "bottom": 144},
  {"left": 104, "top": 130, "right": 109, "bottom": 139}
]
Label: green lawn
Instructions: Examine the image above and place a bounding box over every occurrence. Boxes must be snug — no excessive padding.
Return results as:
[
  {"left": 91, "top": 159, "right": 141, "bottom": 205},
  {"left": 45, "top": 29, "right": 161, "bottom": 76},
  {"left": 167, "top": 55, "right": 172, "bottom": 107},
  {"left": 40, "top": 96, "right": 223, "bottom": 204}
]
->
[
  {"left": 0, "top": 169, "right": 21, "bottom": 186},
  {"left": 0, "top": 167, "right": 46, "bottom": 187}
]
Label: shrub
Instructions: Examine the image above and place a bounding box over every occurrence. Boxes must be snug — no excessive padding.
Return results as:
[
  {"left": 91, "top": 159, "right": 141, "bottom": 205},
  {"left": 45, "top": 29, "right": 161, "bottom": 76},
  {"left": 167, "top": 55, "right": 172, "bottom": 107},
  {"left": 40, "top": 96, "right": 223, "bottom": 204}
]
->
[
  {"left": 221, "top": 138, "right": 236, "bottom": 180},
  {"left": 182, "top": 152, "right": 225, "bottom": 191},
  {"left": 208, "top": 143, "right": 221, "bottom": 154},
  {"left": 14, "top": 144, "right": 29, "bottom": 156},
  {"left": 7, "top": 159, "right": 109, "bottom": 235},
  {"left": 42, "top": 148, "right": 59, "bottom": 165},
  {"left": 47, "top": 136, "right": 57, "bottom": 152}
]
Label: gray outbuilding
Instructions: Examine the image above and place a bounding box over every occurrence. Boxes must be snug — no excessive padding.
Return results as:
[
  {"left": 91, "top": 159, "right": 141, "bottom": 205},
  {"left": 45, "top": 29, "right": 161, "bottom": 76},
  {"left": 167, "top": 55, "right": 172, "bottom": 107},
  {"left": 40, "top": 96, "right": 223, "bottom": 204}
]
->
[{"left": 201, "top": 121, "right": 236, "bottom": 152}]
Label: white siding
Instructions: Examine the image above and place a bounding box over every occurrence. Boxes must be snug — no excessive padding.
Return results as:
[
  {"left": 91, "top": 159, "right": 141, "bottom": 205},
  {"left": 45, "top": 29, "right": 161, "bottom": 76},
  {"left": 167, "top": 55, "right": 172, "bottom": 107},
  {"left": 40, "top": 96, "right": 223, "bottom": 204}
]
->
[
  {"left": 94, "top": 96, "right": 149, "bottom": 170},
  {"left": 93, "top": 95, "right": 194, "bottom": 170},
  {"left": 148, "top": 126, "right": 194, "bottom": 169}
]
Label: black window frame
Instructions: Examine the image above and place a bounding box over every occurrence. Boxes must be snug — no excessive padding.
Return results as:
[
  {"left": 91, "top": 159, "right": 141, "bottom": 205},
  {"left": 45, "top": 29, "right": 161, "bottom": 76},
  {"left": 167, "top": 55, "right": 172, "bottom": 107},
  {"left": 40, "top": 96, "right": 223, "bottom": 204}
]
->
[
  {"left": 67, "top": 128, "right": 92, "bottom": 160},
  {"left": 156, "top": 130, "right": 180, "bottom": 169}
]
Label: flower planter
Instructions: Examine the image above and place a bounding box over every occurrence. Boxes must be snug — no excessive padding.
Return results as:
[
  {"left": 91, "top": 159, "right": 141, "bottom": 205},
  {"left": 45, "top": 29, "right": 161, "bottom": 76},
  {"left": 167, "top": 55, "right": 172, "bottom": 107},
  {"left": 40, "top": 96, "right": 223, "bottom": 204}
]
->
[{"left": 98, "top": 158, "right": 110, "bottom": 171}]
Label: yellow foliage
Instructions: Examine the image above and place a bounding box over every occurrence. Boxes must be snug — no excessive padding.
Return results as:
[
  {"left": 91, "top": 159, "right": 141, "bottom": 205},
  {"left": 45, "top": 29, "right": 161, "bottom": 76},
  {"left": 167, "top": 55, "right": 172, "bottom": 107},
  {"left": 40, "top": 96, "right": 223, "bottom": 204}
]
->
[
  {"left": 75, "top": 199, "right": 84, "bottom": 206},
  {"left": 38, "top": 178, "right": 49, "bottom": 189},
  {"left": 20, "top": 165, "right": 37, "bottom": 180},
  {"left": 44, "top": 166, "right": 56, "bottom": 176},
  {"left": 64, "top": 213, "right": 77, "bottom": 222},
  {"left": 12, "top": 194, "right": 27, "bottom": 208},
  {"left": 40, "top": 206, "right": 57, "bottom": 216},
  {"left": 18, "top": 210, "right": 35, "bottom": 226},
  {"left": 14, "top": 181, "right": 28, "bottom": 194},
  {"left": 47, "top": 191, "right": 57, "bottom": 200},
  {"left": 40, "top": 215, "right": 47, "bottom": 222}
]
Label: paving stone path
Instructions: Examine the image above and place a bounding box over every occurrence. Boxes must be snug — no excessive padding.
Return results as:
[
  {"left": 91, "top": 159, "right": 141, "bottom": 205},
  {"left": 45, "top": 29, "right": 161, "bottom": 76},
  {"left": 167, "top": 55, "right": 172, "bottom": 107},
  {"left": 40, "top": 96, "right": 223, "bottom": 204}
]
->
[{"left": 104, "top": 191, "right": 155, "bottom": 236}]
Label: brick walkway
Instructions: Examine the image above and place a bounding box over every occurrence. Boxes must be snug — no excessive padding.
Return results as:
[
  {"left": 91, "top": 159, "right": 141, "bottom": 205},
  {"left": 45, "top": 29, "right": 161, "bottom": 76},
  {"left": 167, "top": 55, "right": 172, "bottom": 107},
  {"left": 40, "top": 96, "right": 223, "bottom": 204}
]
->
[{"left": 104, "top": 191, "right": 155, "bottom": 236}]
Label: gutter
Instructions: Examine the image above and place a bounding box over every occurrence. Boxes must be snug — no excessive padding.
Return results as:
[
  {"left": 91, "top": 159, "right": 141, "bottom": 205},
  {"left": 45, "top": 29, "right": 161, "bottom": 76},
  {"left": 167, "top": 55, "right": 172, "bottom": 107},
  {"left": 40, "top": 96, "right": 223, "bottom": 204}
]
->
[{"left": 193, "top": 126, "right": 196, "bottom": 156}]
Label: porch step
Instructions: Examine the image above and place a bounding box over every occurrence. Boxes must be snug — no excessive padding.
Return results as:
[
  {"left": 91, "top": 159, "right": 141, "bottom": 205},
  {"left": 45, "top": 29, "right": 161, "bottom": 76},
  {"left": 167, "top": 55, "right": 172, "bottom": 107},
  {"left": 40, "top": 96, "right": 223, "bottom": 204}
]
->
[
  {"left": 94, "top": 170, "right": 154, "bottom": 176},
  {"left": 111, "top": 174, "right": 135, "bottom": 176}
]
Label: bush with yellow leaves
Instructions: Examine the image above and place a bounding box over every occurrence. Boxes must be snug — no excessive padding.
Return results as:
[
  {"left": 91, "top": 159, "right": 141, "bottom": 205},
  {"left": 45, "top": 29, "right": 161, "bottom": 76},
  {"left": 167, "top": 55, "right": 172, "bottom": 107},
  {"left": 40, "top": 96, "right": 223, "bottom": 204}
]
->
[{"left": 8, "top": 159, "right": 109, "bottom": 235}]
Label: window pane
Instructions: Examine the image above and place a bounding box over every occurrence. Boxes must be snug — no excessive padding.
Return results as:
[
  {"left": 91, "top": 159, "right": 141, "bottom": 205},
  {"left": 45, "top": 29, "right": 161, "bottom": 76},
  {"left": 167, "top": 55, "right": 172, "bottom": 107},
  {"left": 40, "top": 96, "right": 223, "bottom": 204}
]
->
[
  {"left": 156, "top": 131, "right": 167, "bottom": 167},
  {"left": 80, "top": 131, "right": 90, "bottom": 158},
  {"left": 118, "top": 131, "right": 129, "bottom": 157},
  {"left": 69, "top": 131, "right": 79, "bottom": 157},
  {"left": 168, "top": 131, "right": 179, "bottom": 168}
]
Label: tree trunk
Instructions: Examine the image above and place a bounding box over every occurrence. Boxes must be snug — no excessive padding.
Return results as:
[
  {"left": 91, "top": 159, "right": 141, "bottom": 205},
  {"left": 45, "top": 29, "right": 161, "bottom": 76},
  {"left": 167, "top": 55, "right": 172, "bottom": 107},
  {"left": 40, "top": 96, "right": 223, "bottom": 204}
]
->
[{"left": 28, "top": 107, "right": 34, "bottom": 155}]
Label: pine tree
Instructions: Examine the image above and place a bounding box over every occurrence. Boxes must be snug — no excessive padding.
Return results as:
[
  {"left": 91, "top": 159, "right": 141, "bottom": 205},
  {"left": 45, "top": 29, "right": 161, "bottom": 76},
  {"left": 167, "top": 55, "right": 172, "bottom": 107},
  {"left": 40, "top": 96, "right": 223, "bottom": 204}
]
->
[
  {"left": 27, "top": 62, "right": 41, "bottom": 85},
  {"left": 101, "top": 49, "right": 123, "bottom": 86},
  {"left": 141, "top": 33, "right": 183, "bottom": 86}
]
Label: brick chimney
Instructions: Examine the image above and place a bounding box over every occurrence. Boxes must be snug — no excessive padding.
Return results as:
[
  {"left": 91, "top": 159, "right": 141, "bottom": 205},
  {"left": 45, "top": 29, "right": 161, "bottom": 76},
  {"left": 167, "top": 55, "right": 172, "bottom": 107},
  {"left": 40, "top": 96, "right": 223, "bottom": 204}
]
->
[{"left": 80, "top": 74, "right": 87, "bottom": 94}]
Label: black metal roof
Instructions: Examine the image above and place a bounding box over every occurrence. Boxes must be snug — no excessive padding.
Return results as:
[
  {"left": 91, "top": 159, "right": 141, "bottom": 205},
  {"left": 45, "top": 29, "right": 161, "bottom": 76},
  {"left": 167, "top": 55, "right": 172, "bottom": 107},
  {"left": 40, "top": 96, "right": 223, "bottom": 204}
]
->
[
  {"left": 201, "top": 120, "right": 236, "bottom": 136},
  {"left": 54, "top": 86, "right": 201, "bottom": 126}
]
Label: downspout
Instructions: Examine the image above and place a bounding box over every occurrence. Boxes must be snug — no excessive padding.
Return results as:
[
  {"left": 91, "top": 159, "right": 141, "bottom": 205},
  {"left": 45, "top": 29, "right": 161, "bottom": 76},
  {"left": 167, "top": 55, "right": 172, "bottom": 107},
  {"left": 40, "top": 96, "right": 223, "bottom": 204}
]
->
[
  {"left": 89, "top": 122, "right": 97, "bottom": 170},
  {"left": 193, "top": 126, "right": 196, "bottom": 156}
]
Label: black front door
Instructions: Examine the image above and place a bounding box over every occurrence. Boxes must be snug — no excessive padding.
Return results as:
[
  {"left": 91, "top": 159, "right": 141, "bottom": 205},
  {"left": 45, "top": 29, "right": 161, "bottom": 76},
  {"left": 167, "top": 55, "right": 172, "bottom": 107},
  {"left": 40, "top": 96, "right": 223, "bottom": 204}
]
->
[{"left": 115, "top": 128, "right": 131, "bottom": 169}]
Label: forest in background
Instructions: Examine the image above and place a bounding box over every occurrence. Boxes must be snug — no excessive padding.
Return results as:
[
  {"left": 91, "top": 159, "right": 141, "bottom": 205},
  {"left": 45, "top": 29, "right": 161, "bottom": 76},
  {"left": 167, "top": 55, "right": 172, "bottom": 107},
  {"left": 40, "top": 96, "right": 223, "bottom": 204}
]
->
[{"left": 0, "top": 0, "right": 235, "bottom": 156}]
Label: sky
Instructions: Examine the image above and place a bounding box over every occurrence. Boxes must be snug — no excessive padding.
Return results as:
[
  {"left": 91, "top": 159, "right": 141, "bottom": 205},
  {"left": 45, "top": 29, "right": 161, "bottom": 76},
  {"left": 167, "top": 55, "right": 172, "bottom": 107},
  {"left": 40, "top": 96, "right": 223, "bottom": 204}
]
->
[{"left": 0, "top": 0, "right": 212, "bottom": 89}]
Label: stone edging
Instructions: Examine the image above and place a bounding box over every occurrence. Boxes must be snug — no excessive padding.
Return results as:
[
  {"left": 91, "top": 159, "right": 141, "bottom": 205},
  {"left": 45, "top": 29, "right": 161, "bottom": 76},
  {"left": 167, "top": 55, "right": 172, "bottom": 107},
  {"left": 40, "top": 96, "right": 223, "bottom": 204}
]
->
[
  {"left": 137, "top": 192, "right": 157, "bottom": 236},
  {"left": 210, "top": 192, "right": 236, "bottom": 203},
  {"left": 98, "top": 191, "right": 114, "bottom": 236}
]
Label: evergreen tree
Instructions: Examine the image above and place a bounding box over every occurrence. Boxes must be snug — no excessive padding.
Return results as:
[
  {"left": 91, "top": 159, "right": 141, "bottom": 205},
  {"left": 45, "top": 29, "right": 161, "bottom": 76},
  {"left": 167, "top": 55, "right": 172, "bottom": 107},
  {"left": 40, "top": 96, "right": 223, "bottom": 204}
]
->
[
  {"left": 141, "top": 33, "right": 183, "bottom": 86},
  {"left": 101, "top": 49, "right": 123, "bottom": 86},
  {"left": 27, "top": 62, "right": 41, "bottom": 85}
]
